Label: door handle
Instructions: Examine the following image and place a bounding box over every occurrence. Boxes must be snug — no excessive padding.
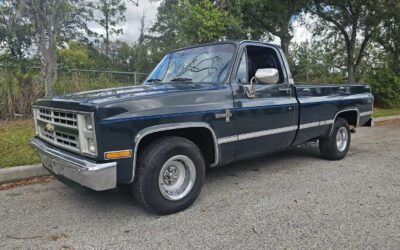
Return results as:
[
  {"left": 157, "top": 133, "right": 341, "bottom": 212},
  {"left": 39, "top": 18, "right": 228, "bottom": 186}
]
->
[{"left": 279, "top": 87, "right": 291, "bottom": 94}]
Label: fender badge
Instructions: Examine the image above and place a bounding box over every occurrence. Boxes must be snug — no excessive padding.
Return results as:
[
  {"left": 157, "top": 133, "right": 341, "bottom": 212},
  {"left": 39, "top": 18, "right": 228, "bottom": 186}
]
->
[{"left": 215, "top": 109, "right": 232, "bottom": 123}]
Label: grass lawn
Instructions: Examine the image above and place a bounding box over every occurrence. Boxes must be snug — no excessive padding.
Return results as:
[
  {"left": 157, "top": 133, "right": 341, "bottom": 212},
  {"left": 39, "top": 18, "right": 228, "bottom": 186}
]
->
[
  {"left": 0, "top": 120, "right": 40, "bottom": 168},
  {"left": 373, "top": 107, "right": 400, "bottom": 118}
]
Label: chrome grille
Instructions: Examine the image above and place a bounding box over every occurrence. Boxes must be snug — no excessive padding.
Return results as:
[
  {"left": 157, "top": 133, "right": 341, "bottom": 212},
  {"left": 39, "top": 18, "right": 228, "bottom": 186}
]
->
[
  {"left": 33, "top": 106, "right": 97, "bottom": 157},
  {"left": 38, "top": 108, "right": 78, "bottom": 128},
  {"left": 38, "top": 125, "right": 79, "bottom": 152}
]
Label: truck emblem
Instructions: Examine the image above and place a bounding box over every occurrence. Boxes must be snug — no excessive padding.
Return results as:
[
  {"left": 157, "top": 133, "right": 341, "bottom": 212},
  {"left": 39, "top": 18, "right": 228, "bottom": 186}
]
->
[
  {"left": 215, "top": 109, "right": 232, "bottom": 123},
  {"left": 45, "top": 123, "right": 55, "bottom": 132}
]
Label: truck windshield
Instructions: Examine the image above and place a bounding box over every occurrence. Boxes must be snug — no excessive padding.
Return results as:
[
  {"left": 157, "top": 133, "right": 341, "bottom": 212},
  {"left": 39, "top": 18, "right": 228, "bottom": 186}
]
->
[{"left": 145, "top": 44, "right": 235, "bottom": 84}]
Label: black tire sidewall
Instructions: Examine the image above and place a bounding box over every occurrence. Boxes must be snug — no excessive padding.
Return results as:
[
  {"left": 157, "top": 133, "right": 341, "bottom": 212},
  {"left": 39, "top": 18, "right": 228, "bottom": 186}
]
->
[
  {"left": 139, "top": 137, "right": 205, "bottom": 214},
  {"left": 329, "top": 118, "right": 351, "bottom": 159}
]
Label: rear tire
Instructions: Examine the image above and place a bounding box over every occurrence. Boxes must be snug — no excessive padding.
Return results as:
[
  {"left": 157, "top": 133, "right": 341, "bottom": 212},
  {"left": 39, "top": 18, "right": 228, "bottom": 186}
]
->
[
  {"left": 319, "top": 117, "right": 351, "bottom": 160},
  {"left": 133, "top": 136, "right": 205, "bottom": 214}
]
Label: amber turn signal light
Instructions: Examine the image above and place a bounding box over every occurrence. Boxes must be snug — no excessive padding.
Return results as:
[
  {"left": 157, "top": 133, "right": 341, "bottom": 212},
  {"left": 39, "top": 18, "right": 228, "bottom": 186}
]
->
[{"left": 104, "top": 150, "right": 132, "bottom": 160}]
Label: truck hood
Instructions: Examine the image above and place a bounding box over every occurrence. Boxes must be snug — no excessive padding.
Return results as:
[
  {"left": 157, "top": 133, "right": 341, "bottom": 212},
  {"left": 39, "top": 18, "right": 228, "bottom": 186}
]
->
[
  {"left": 50, "top": 83, "right": 223, "bottom": 105},
  {"left": 34, "top": 83, "right": 229, "bottom": 115}
]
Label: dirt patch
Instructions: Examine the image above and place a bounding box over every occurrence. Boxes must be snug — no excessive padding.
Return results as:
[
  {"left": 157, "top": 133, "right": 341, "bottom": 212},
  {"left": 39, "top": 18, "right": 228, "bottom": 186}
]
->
[
  {"left": 0, "top": 176, "right": 54, "bottom": 191},
  {"left": 0, "top": 119, "right": 33, "bottom": 128},
  {"left": 375, "top": 118, "right": 400, "bottom": 127}
]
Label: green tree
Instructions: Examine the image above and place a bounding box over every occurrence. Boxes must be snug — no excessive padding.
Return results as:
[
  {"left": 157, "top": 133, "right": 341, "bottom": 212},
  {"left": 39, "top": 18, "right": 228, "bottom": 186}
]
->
[
  {"left": 0, "top": 0, "right": 33, "bottom": 64},
  {"left": 365, "top": 68, "right": 400, "bottom": 108},
  {"left": 148, "top": 0, "right": 182, "bottom": 61},
  {"left": 179, "top": 0, "right": 233, "bottom": 44},
  {"left": 290, "top": 40, "right": 347, "bottom": 83},
  {"left": 149, "top": 0, "right": 235, "bottom": 61},
  {"left": 90, "top": 0, "right": 127, "bottom": 56},
  {"left": 307, "top": 0, "right": 379, "bottom": 83},
  {"left": 372, "top": 0, "right": 400, "bottom": 74},
  {"left": 59, "top": 41, "right": 91, "bottom": 68},
  {"left": 21, "top": 0, "right": 90, "bottom": 96},
  {"left": 240, "top": 0, "right": 308, "bottom": 57}
]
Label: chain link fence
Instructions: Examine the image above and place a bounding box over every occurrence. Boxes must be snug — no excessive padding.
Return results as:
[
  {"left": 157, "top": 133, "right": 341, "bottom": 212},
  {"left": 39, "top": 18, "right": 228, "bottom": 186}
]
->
[{"left": 0, "top": 65, "right": 149, "bottom": 119}]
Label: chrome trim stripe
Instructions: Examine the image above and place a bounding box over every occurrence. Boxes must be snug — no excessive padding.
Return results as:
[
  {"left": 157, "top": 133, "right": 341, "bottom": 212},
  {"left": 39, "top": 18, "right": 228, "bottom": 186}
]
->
[
  {"left": 217, "top": 135, "right": 238, "bottom": 144},
  {"left": 360, "top": 111, "right": 373, "bottom": 116},
  {"left": 218, "top": 125, "right": 296, "bottom": 145},
  {"left": 32, "top": 105, "right": 92, "bottom": 115},
  {"left": 299, "top": 119, "right": 334, "bottom": 129},
  {"left": 238, "top": 125, "right": 297, "bottom": 140},
  {"left": 217, "top": 119, "right": 338, "bottom": 145},
  {"left": 320, "top": 119, "right": 335, "bottom": 125},
  {"left": 299, "top": 121, "right": 320, "bottom": 129}
]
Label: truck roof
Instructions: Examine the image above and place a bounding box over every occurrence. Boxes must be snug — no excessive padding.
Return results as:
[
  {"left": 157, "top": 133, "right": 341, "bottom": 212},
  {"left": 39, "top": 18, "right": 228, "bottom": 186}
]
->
[{"left": 169, "top": 40, "right": 282, "bottom": 53}]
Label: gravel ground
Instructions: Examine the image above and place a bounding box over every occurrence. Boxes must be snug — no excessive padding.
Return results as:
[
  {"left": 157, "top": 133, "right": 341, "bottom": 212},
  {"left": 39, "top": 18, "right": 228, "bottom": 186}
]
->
[{"left": 0, "top": 126, "right": 399, "bottom": 249}]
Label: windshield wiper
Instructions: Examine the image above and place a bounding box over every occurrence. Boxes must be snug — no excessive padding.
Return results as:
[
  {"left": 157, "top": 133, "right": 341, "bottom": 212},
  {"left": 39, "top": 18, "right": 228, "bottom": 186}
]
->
[
  {"left": 145, "top": 78, "right": 162, "bottom": 83},
  {"left": 170, "top": 77, "right": 193, "bottom": 82}
]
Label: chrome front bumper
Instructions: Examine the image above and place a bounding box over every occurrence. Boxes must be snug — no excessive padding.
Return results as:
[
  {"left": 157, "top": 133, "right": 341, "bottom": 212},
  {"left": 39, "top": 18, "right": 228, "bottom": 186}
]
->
[{"left": 30, "top": 137, "right": 117, "bottom": 191}]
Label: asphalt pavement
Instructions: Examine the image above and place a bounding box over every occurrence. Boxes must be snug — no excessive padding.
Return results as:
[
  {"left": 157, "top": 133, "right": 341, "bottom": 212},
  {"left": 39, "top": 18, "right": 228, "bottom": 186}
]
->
[{"left": 1, "top": 126, "right": 399, "bottom": 249}]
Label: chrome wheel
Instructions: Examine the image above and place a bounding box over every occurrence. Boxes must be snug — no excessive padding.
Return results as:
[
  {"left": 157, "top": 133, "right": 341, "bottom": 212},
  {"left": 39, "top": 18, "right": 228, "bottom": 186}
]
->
[
  {"left": 336, "top": 127, "right": 348, "bottom": 152},
  {"left": 158, "top": 155, "right": 196, "bottom": 201}
]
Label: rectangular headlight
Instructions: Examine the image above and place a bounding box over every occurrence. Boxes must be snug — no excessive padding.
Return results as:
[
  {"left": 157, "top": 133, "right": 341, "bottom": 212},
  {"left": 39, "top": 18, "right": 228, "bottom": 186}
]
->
[
  {"left": 85, "top": 115, "right": 93, "bottom": 131},
  {"left": 77, "top": 114, "right": 97, "bottom": 156}
]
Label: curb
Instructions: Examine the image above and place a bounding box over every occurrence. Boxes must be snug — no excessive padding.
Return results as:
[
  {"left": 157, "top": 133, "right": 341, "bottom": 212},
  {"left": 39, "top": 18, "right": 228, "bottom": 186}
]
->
[
  {"left": 0, "top": 164, "right": 49, "bottom": 184},
  {"left": 374, "top": 115, "right": 400, "bottom": 126}
]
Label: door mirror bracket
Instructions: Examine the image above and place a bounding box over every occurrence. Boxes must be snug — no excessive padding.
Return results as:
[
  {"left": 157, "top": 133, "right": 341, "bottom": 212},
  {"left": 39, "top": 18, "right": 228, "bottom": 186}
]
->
[{"left": 243, "top": 84, "right": 256, "bottom": 99}]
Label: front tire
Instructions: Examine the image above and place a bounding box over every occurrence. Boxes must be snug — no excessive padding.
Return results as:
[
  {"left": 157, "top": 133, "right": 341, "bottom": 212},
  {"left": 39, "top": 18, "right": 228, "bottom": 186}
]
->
[
  {"left": 133, "top": 136, "right": 205, "bottom": 214},
  {"left": 319, "top": 117, "right": 351, "bottom": 160}
]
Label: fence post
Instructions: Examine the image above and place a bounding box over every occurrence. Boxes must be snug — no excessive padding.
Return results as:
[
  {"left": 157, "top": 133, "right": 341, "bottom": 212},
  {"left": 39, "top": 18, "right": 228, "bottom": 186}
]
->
[{"left": 134, "top": 72, "right": 137, "bottom": 85}]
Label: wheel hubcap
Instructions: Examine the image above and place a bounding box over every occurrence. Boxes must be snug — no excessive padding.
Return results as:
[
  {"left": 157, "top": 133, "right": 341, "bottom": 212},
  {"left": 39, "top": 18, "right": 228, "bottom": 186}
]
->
[
  {"left": 336, "top": 127, "right": 348, "bottom": 152},
  {"left": 158, "top": 155, "right": 196, "bottom": 201}
]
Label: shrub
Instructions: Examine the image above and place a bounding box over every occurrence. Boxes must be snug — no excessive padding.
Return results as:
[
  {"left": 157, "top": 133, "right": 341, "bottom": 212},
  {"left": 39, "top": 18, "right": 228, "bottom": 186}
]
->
[
  {"left": 365, "top": 68, "right": 400, "bottom": 108},
  {"left": 0, "top": 69, "right": 43, "bottom": 119}
]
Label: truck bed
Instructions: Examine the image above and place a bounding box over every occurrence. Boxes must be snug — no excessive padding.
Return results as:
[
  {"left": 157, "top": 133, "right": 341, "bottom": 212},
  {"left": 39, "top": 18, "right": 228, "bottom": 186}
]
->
[{"left": 293, "top": 84, "right": 373, "bottom": 145}]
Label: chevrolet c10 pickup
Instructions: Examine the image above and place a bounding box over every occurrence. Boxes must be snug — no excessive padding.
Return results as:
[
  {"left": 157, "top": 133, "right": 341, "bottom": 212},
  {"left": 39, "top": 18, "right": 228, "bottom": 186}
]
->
[{"left": 30, "top": 40, "right": 374, "bottom": 214}]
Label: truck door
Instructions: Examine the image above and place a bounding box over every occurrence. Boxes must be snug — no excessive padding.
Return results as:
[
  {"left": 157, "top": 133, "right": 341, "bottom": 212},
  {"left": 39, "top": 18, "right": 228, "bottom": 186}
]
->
[{"left": 230, "top": 44, "right": 298, "bottom": 159}]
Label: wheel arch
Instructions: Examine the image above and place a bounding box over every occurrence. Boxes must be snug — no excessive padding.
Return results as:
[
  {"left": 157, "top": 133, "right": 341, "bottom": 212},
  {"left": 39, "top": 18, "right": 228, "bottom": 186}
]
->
[
  {"left": 329, "top": 108, "right": 359, "bottom": 136},
  {"left": 130, "top": 122, "right": 219, "bottom": 183}
]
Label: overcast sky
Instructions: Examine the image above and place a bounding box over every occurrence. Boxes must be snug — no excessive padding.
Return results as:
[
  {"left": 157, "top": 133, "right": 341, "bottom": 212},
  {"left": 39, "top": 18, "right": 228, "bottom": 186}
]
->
[
  {"left": 88, "top": 1, "right": 161, "bottom": 44},
  {"left": 88, "top": 1, "right": 313, "bottom": 46}
]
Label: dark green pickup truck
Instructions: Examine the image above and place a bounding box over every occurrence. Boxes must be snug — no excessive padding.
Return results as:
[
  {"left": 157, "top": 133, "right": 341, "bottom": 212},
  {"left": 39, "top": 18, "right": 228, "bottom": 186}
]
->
[{"left": 30, "top": 40, "right": 373, "bottom": 214}]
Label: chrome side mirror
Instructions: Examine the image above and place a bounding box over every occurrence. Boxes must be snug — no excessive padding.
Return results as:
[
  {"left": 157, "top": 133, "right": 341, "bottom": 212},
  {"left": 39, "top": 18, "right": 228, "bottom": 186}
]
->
[{"left": 255, "top": 68, "right": 279, "bottom": 84}]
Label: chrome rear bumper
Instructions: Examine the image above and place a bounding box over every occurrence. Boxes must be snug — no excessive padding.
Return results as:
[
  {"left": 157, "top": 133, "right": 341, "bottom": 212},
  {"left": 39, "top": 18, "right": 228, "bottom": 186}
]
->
[{"left": 30, "top": 137, "right": 116, "bottom": 191}]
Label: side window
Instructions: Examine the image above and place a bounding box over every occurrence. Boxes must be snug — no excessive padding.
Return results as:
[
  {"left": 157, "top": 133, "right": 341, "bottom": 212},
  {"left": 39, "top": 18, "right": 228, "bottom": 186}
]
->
[
  {"left": 246, "top": 46, "right": 285, "bottom": 84},
  {"left": 235, "top": 50, "right": 247, "bottom": 84}
]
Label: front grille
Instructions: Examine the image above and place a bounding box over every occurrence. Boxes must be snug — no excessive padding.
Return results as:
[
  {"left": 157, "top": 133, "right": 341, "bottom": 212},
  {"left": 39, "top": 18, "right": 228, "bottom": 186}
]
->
[
  {"left": 38, "top": 108, "right": 78, "bottom": 128},
  {"left": 35, "top": 107, "right": 81, "bottom": 153},
  {"left": 38, "top": 125, "right": 79, "bottom": 152},
  {"left": 34, "top": 106, "right": 97, "bottom": 157}
]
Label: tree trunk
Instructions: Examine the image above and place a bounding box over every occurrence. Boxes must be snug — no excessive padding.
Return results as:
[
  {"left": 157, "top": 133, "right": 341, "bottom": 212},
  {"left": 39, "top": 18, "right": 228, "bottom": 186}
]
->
[
  {"left": 105, "top": 9, "right": 109, "bottom": 56},
  {"left": 42, "top": 37, "right": 58, "bottom": 96},
  {"left": 105, "top": 31, "right": 109, "bottom": 56},
  {"left": 43, "top": 62, "right": 57, "bottom": 96},
  {"left": 347, "top": 56, "right": 356, "bottom": 83},
  {"left": 280, "top": 35, "right": 291, "bottom": 58}
]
